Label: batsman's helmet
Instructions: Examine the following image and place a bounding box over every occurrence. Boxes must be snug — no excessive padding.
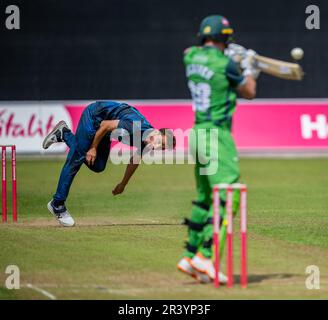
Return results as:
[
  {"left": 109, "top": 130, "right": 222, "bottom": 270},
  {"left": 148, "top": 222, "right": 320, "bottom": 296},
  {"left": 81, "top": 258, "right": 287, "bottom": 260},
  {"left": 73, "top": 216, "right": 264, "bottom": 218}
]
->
[{"left": 198, "top": 15, "right": 234, "bottom": 45}]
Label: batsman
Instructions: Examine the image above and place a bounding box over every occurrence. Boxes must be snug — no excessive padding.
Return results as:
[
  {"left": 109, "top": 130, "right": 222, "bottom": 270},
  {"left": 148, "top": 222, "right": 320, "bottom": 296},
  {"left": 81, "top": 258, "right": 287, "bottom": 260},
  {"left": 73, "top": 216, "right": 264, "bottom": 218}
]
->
[{"left": 177, "top": 15, "right": 258, "bottom": 283}]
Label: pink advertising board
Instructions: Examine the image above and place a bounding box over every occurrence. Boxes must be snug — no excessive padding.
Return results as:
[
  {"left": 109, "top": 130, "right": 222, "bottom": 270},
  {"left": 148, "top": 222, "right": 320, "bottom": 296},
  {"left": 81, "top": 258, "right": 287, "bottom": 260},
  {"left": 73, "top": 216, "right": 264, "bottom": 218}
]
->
[
  {"left": 1, "top": 100, "right": 328, "bottom": 153},
  {"left": 66, "top": 100, "right": 328, "bottom": 151}
]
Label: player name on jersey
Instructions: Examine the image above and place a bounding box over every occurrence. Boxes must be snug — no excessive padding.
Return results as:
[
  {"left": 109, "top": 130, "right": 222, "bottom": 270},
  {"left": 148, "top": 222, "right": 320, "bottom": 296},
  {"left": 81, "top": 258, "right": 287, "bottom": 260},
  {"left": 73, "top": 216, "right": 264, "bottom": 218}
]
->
[{"left": 186, "top": 64, "right": 214, "bottom": 80}]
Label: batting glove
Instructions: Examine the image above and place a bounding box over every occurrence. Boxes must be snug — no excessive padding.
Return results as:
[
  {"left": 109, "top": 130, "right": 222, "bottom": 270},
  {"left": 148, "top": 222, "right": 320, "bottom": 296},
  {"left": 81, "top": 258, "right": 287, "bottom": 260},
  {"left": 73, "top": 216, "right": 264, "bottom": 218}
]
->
[{"left": 241, "top": 50, "right": 260, "bottom": 79}]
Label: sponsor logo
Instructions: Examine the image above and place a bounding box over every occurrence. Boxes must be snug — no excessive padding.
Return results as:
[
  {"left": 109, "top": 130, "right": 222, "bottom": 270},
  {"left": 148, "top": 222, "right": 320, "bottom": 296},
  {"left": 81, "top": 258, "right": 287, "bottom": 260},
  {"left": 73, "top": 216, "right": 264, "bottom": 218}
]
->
[
  {"left": 203, "top": 26, "right": 211, "bottom": 34},
  {"left": 0, "top": 109, "right": 55, "bottom": 138},
  {"left": 222, "top": 18, "right": 229, "bottom": 26},
  {"left": 300, "top": 114, "right": 328, "bottom": 139},
  {"left": 0, "top": 104, "right": 72, "bottom": 152}
]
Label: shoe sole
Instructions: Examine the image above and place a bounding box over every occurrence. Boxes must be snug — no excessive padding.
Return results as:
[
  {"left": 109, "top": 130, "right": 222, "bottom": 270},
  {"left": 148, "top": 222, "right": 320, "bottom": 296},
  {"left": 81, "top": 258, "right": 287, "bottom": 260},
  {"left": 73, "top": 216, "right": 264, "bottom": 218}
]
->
[
  {"left": 42, "top": 120, "right": 66, "bottom": 149},
  {"left": 177, "top": 264, "right": 197, "bottom": 279},
  {"left": 194, "top": 271, "right": 211, "bottom": 284},
  {"left": 190, "top": 261, "right": 228, "bottom": 284},
  {"left": 190, "top": 260, "right": 215, "bottom": 281},
  {"left": 178, "top": 261, "right": 211, "bottom": 283},
  {"left": 47, "top": 201, "right": 75, "bottom": 227}
]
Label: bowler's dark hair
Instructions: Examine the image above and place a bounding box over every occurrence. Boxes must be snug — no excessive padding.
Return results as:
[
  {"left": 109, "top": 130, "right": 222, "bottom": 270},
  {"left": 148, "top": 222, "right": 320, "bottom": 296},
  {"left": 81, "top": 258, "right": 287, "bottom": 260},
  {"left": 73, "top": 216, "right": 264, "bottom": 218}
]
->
[{"left": 159, "top": 128, "right": 176, "bottom": 150}]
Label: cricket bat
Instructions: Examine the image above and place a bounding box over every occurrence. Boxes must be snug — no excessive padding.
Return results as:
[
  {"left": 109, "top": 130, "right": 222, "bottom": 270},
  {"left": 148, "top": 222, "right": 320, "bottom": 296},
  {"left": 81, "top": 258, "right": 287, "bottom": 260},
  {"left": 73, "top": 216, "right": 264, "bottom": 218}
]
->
[
  {"left": 225, "top": 43, "right": 304, "bottom": 81},
  {"left": 254, "top": 55, "right": 304, "bottom": 80}
]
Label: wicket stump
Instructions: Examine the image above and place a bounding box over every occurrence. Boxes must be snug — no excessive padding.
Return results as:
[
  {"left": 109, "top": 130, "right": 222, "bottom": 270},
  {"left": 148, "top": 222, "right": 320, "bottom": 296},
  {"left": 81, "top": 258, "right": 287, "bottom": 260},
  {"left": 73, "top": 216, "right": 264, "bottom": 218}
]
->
[
  {"left": 213, "top": 183, "right": 247, "bottom": 288},
  {"left": 1, "top": 145, "right": 17, "bottom": 222}
]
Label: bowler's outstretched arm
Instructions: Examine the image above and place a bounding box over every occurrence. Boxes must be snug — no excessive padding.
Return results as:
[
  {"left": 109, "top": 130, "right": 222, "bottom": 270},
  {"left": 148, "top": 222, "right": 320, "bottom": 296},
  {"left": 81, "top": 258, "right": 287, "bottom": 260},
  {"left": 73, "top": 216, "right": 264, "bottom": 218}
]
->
[
  {"left": 86, "top": 120, "right": 119, "bottom": 166},
  {"left": 112, "top": 154, "right": 141, "bottom": 196}
]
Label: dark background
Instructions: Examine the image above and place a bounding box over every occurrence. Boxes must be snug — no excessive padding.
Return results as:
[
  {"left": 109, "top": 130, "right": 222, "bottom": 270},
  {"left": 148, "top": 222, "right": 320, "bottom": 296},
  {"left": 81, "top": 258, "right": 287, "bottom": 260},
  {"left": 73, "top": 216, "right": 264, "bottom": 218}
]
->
[{"left": 0, "top": 0, "right": 326, "bottom": 100}]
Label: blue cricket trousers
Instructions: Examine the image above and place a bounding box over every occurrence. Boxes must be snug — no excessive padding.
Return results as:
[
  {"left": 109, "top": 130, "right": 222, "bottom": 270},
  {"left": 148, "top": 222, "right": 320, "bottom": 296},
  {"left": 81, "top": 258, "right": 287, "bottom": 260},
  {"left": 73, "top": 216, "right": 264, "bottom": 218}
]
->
[{"left": 53, "top": 104, "right": 111, "bottom": 202}]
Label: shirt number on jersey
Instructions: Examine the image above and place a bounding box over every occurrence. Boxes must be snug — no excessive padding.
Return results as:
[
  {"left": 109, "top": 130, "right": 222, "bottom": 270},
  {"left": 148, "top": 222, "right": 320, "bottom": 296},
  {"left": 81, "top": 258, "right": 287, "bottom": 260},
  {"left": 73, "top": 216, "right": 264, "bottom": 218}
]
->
[{"left": 188, "top": 80, "right": 211, "bottom": 112}]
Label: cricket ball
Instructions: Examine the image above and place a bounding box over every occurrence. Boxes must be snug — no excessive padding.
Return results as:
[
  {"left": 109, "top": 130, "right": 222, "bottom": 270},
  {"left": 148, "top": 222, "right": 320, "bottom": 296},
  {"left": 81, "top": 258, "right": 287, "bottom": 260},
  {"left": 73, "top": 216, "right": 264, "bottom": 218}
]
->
[{"left": 291, "top": 48, "right": 304, "bottom": 60}]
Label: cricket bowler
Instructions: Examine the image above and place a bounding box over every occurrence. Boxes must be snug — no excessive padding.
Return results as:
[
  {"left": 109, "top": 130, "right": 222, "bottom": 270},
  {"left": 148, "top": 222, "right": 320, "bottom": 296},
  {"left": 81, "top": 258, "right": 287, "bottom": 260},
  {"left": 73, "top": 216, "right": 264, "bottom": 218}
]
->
[
  {"left": 42, "top": 100, "right": 175, "bottom": 227},
  {"left": 177, "top": 15, "right": 258, "bottom": 283}
]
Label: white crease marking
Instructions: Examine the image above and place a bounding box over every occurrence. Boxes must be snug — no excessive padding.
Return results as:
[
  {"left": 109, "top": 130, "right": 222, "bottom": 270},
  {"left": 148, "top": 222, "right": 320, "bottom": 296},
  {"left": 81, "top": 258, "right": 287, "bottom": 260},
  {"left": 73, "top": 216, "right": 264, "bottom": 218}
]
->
[{"left": 26, "top": 283, "right": 57, "bottom": 300}]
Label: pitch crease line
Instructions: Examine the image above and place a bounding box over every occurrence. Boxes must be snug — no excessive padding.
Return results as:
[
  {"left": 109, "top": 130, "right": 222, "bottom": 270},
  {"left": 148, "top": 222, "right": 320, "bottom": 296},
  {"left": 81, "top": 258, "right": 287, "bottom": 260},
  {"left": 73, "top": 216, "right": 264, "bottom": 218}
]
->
[{"left": 26, "top": 283, "right": 57, "bottom": 300}]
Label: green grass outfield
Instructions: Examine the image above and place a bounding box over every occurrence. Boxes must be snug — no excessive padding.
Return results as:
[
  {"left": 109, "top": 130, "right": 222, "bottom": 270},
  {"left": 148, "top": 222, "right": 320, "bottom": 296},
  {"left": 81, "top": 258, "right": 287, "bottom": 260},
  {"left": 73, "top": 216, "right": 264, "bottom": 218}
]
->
[{"left": 0, "top": 158, "right": 328, "bottom": 299}]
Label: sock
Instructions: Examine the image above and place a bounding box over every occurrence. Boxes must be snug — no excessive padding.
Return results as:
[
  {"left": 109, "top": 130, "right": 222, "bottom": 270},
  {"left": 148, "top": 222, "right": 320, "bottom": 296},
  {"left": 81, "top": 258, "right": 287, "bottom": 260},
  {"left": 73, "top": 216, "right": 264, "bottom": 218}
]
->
[{"left": 53, "top": 200, "right": 64, "bottom": 207}]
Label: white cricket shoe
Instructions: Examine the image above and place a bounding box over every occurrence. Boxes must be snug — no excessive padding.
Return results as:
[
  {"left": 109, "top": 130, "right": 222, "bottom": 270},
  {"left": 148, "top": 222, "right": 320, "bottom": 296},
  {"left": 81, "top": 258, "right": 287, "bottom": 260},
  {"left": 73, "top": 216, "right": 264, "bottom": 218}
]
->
[
  {"left": 190, "top": 252, "right": 228, "bottom": 284},
  {"left": 177, "top": 257, "right": 211, "bottom": 284},
  {"left": 195, "top": 271, "right": 212, "bottom": 284},
  {"left": 47, "top": 200, "right": 75, "bottom": 227},
  {"left": 177, "top": 257, "right": 197, "bottom": 278},
  {"left": 42, "top": 120, "right": 69, "bottom": 149}
]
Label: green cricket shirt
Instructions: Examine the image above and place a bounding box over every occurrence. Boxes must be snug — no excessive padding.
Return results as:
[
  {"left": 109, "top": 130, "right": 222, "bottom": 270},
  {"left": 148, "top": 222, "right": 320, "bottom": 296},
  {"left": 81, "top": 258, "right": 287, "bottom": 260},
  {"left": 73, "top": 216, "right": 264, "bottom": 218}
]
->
[{"left": 183, "top": 45, "right": 245, "bottom": 125}]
